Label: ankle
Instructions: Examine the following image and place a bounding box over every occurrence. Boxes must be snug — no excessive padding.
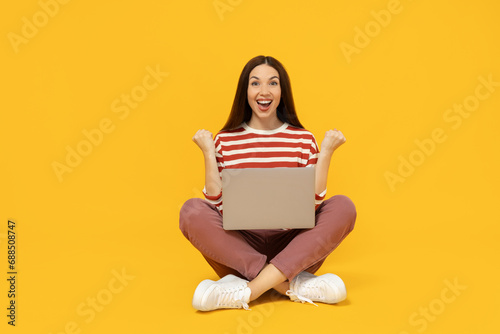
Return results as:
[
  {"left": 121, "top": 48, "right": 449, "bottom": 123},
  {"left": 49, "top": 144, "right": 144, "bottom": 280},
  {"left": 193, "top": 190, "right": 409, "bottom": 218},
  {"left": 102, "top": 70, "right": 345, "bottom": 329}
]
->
[
  {"left": 247, "top": 285, "right": 260, "bottom": 302},
  {"left": 273, "top": 281, "right": 290, "bottom": 296}
]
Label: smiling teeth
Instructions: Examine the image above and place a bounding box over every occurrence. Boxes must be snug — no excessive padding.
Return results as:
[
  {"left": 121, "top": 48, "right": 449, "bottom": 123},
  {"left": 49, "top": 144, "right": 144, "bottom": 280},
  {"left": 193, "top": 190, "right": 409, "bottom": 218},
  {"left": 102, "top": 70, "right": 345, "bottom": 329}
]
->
[{"left": 258, "top": 100, "right": 272, "bottom": 104}]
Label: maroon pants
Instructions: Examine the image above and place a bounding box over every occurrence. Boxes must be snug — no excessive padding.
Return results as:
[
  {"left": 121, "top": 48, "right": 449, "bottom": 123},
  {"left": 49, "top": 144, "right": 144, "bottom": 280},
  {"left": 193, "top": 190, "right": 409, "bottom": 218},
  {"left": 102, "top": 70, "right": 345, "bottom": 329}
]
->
[{"left": 179, "top": 195, "right": 356, "bottom": 281}]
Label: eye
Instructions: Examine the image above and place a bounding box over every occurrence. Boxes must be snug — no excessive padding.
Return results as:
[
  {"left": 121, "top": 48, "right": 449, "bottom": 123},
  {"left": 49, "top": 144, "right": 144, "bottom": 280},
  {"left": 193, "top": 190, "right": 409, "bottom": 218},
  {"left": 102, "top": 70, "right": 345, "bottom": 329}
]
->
[
  {"left": 250, "top": 81, "right": 259, "bottom": 86},
  {"left": 270, "top": 81, "right": 278, "bottom": 86}
]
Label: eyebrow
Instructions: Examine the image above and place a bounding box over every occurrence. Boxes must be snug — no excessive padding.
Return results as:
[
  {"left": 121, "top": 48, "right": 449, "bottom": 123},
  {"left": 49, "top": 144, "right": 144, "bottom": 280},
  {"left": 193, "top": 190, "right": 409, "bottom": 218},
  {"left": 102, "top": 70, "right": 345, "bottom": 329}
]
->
[{"left": 250, "top": 75, "right": 280, "bottom": 81}]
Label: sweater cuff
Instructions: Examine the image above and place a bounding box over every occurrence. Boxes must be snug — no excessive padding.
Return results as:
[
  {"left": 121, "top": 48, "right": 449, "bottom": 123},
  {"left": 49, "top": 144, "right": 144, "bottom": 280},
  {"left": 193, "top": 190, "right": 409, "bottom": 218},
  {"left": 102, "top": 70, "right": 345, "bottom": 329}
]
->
[
  {"left": 315, "top": 188, "right": 327, "bottom": 208},
  {"left": 315, "top": 188, "right": 327, "bottom": 200},
  {"left": 202, "top": 186, "right": 222, "bottom": 203}
]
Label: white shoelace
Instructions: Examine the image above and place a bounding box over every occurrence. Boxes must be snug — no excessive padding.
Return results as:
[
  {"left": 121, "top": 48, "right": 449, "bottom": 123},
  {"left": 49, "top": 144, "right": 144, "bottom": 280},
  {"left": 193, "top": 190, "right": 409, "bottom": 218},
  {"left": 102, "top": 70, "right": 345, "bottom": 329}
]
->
[
  {"left": 217, "top": 286, "right": 250, "bottom": 310},
  {"left": 286, "top": 290, "right": 318, "bottom": 307}
]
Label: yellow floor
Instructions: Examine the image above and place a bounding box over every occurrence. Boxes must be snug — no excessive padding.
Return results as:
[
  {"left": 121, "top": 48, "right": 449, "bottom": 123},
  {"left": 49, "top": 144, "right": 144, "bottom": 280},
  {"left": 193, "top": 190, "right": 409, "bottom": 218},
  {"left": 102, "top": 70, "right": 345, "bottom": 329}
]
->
[{"left": 2, "top": 0, "right": 499, "bottom": 333}]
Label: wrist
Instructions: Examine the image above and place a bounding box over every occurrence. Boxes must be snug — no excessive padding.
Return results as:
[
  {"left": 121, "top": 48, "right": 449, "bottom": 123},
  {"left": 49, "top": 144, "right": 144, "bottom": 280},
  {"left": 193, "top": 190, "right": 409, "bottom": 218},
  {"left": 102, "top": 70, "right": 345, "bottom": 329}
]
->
[
  {"left": 203, "top": 150, "right": 216, "bottom": 158},
  {"left": 319, "top": 149, "right": 334, "bottom": 158}
]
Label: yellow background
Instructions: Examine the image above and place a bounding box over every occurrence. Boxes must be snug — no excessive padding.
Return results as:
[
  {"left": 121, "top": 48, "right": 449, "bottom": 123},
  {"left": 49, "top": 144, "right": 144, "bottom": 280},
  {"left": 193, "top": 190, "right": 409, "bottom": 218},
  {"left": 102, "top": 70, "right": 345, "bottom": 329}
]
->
[{"left": 1, "top": 0, "right": 499, "bottom": 333}]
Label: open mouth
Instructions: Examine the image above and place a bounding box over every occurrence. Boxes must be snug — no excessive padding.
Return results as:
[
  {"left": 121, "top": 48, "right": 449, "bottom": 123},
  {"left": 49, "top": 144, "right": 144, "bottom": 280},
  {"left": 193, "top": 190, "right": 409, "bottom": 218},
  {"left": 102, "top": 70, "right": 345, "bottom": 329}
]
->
[{"left": 257, "top": 100, "right": 272, "bottom": 110}]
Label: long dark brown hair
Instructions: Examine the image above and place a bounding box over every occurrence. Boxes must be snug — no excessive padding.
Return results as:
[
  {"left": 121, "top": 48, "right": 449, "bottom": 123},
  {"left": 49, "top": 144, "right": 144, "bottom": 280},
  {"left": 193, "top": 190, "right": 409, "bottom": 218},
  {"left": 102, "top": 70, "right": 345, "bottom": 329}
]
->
[{"left": 220, "top": 56, "right": 304, "bottom": 131}]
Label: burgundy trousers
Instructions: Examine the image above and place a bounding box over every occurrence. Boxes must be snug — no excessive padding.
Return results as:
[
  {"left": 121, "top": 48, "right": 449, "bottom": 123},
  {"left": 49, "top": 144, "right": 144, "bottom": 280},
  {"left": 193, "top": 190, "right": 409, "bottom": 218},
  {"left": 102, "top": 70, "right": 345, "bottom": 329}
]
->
[{"left": 179, "top": 195, "right": 356, "bottom": 281}]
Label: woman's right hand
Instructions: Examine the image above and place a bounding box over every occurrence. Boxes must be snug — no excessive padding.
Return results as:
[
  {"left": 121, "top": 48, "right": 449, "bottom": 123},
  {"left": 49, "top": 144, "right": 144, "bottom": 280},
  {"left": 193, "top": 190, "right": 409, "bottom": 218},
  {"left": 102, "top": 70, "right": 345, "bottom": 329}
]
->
[
  {"left": 192, "top": 129, "right": 215, "bottom": 155},
  {"left": 193, "top": 129, "right": 222, "bottom": 196}
]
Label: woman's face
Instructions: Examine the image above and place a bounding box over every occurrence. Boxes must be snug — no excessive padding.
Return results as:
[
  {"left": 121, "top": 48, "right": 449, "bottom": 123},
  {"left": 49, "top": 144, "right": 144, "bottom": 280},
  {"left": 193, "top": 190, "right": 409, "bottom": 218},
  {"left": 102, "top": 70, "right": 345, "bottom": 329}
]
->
[{"left": 247, "top": 64, "right": 282, "bottom": 126}]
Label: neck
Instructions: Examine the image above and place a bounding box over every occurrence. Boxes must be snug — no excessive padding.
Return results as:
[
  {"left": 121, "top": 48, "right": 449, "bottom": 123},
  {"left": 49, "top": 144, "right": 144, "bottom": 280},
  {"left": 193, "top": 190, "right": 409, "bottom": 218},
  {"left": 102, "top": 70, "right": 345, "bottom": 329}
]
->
[{"left": 247, "top": 116, "right": 284, "bottom": 130}]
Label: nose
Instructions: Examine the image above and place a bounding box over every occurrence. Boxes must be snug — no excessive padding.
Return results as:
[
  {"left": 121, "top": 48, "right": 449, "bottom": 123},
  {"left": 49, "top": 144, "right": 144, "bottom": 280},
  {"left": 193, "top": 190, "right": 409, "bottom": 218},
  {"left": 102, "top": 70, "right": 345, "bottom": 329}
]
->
[{"left": 259, "top": 84, "right": 270, "bottom": 95}]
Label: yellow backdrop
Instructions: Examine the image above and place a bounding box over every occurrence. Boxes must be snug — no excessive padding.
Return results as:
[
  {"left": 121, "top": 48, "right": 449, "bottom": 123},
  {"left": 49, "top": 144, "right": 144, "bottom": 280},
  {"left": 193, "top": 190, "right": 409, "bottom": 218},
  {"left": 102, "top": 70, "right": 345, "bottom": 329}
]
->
[{"left": 1, "top": 0, "right": 499, "bottom": 333}]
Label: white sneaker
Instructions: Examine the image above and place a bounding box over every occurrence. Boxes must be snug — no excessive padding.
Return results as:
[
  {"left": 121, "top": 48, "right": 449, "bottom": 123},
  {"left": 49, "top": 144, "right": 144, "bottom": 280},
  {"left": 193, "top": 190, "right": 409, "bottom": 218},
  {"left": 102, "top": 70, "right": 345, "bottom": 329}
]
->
[
  {"left": 192, "top": 274, "right": 252, "bottom": 311},
  {"left": 286, "top": 271, "right": 347, "bottom": 306}
]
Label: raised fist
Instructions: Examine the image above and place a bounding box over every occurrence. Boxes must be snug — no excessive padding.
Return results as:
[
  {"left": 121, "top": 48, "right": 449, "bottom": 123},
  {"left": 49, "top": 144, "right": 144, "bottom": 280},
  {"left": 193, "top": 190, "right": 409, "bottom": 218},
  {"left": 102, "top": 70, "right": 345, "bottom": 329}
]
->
[
  {"left": 192, "top": 129, "right": 216, "bottom": 155},
  {"left": 320, "top": 129, "right": 346, "bottom": 154}
]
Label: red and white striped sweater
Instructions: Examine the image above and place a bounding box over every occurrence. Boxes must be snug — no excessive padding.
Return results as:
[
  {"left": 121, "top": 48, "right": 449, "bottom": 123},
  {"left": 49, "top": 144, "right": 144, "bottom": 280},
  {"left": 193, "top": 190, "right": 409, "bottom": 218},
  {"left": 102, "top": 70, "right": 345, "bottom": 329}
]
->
[{"left": 203, "top": 122, "right": 326, "bottom": 213}]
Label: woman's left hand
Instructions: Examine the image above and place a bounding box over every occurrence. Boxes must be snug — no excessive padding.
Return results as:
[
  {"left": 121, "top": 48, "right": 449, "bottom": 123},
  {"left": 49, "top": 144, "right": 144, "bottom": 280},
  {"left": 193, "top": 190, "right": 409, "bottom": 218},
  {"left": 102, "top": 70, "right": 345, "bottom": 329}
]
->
[{"left": 320, "top": 129, "right": 346, "bottom": 155}]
